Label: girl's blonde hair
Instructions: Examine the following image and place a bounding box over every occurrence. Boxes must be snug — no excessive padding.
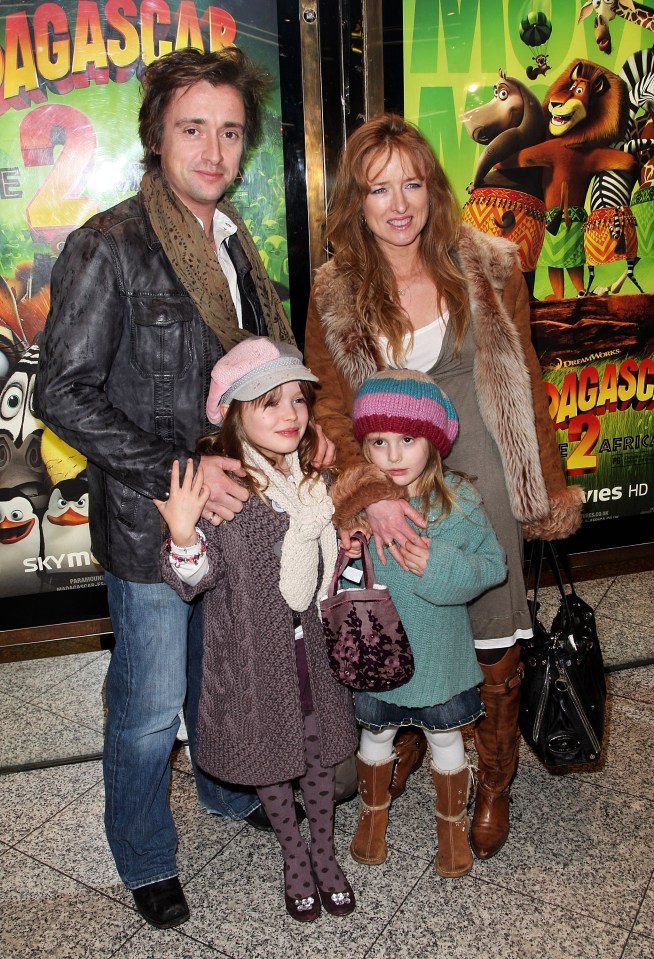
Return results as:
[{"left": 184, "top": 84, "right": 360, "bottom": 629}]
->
[
  {"left": 197, "top": 381, "right": 322, "bottom": 497},
  {"left": 326, "top": 113, "right": 470, "bottom": 361}
]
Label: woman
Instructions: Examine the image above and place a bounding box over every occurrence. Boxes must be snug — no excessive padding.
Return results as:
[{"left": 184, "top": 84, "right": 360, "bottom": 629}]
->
[{"left": 304, "top": 114, "right": 582, "bottom": 861}]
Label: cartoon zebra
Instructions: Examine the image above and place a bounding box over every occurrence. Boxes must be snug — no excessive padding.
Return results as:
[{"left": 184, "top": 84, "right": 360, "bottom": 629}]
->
[{"left": 585, "top": 46, "right": 654, "bottom": 292}]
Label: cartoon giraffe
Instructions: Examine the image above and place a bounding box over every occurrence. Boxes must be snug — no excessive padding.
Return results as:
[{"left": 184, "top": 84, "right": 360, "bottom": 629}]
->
[{"left": 579, "top": 1, "right": 654, "bottom": 56}]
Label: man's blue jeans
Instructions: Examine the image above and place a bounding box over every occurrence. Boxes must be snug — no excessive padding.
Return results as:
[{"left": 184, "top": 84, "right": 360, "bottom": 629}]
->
[{"left": 104, "top": 573, "right": 259, "bottom": 889}]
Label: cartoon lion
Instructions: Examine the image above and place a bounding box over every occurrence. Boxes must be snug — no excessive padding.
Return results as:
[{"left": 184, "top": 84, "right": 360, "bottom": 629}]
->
[{"left": 510, "top": 59, "right": 635, "bottom": 298}]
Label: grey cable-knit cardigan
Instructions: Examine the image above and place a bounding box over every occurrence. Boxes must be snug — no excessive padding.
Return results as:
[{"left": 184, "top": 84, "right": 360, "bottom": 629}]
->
[{"left": 161, "top": 491, "right": 358, "bottom": 787}]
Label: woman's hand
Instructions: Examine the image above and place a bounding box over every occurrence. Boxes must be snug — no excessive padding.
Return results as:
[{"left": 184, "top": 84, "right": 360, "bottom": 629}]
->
[
  {"left": 366, "top": 498, "right": 427, "bottom": 569},
  {"left": 199, "top": 454, "right": 249, "bottom": 524},
  {"left": 154, "top": 459, "right": 210, "bottom": 546}
]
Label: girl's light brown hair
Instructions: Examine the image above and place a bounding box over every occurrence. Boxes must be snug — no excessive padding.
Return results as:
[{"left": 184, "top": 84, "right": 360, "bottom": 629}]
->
[
  {"left": 197, "top": 381, "right": 322, "bottom": 497},
  {"left": 326, "top": 113, "right": 470, "bottom": 359}
]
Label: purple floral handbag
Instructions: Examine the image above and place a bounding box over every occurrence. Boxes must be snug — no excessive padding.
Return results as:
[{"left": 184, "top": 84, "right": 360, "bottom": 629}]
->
[{"left": 320, "top": 533, "right": 414, "bottom": 692}]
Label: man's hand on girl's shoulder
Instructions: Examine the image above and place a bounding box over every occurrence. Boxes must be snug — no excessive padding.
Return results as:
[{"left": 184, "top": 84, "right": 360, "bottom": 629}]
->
[{"left": 199, "top": 454, "right": 249, "bottom": 524}]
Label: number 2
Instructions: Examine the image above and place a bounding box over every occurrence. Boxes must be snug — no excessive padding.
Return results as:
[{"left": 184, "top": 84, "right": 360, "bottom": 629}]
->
[
  {"left": 20, "top": 103, "right": 98, "bottom": 249},
  {"left": 565, "top": 413, "right": 600, "bottom": 475}
]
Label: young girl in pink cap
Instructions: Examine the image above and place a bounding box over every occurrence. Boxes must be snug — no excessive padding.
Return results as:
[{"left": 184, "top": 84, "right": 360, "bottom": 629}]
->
[
  {"left": 331, "top": 369, "right": 507, "bottom": 879},
  {"left": 154, "top": 337, "right": 357, "bottom": 923}
]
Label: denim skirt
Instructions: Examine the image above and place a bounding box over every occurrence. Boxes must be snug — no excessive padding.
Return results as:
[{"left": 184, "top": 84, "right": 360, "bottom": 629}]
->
[{"left": 355, "top": 685, "right": 484, "bottom": 733}]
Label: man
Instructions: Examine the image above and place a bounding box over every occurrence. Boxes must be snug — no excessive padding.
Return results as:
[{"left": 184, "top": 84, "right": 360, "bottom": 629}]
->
[{"left": 36, "top": 47, "right": 326, "bottom": 930}]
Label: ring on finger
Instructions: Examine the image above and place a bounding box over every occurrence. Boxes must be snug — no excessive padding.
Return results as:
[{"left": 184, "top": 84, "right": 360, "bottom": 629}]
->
[{"left": 385, "top": 540, "right": 394, "bottom": 549}]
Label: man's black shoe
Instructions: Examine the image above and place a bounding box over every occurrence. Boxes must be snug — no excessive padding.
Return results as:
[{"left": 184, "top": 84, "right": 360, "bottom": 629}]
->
[
  {"left": 244, "top": 801, "right": 306, "bottom": 831},
  {"left": 132, "top": 876, "right": 190, "bottom": 929}
]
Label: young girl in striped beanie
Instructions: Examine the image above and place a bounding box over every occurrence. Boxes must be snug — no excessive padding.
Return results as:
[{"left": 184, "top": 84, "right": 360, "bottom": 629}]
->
[{"left": 331, "top": 368, "right": 507, "bottom": 878}]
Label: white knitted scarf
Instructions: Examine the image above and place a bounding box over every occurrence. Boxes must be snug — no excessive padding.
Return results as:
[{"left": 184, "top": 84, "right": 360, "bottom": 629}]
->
[{"left": 242, "top": 442, "right": 338, "bottom": 612}]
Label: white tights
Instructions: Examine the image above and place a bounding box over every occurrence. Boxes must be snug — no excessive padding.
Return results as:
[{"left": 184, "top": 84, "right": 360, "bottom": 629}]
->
[{"left": 359, "top": 726, "right": 465, "bottom": 772}]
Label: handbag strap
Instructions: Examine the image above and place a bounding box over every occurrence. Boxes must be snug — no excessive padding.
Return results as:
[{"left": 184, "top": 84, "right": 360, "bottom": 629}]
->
[
  {"left": 544, "top": 541, "right": 574, "bottom": 612},
  {"left": 546, "top": 541, "right": 582, "bottom": 651},
  {"left": 527, "top": 539, "right": 545, "bottom": 630},
  {"left": 550, "top": 542, "right": 579, "bottom": 601},
  {"left": 528, "top": 540, "right": 587, "bottom": 657},
  {"left": 527, "top": 540, "right": 576, "bottom": 626},
  {"left": 325, "top": 532, "right": 376, "bottom": 598},
  {"left": 358, "top": 533, "right": 377, "bottom": 588}
]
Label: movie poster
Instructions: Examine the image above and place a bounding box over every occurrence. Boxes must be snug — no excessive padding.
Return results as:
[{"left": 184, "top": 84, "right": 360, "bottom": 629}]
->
[
  {"left": 0, "top": 0, "right": 287, "bottom": 598},
  {"left": 403, "top": 0, "right": 654, "bottom": 530}
]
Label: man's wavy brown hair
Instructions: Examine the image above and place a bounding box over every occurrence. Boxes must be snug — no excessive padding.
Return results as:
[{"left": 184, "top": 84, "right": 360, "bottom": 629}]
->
[{"left": 139, "top": 46, "right": 271, "bottom": 173}]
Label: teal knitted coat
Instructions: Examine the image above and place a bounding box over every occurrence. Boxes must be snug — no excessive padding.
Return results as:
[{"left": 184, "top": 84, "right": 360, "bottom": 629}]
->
[{"left": 369, "top": 476, "right": 507, "bottom": 708}]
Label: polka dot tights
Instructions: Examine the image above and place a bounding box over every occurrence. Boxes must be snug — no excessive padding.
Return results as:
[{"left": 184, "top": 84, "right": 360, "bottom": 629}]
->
[{"left": 256, "top": 711, "right": 348, "bottom": 902}]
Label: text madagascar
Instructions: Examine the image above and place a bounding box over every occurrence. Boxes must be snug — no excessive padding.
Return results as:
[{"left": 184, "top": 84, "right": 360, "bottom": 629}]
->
[{"left": 1, "top": 1, "right": 237, "bottom": 110}]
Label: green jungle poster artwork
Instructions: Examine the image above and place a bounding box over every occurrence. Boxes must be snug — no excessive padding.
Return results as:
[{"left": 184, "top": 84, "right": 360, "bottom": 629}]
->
[
  {"left": 0, "top": 0, "right": 287, "bottom": 597},
  {"left": 403, "top": 0, "right": 654, "bottom": 527}
]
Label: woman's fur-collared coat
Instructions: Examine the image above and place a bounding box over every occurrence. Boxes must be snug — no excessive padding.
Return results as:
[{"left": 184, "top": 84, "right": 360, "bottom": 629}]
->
[{"left": 304, "top": 224, "right": 582, "bottom": 540}]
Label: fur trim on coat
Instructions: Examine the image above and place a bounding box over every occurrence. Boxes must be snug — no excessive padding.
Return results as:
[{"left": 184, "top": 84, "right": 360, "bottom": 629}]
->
[
  {"left": 306, "top": 224, "right": 582, "bottom": 540},
  {"left": 522, "top": 485, "right": 584, "bottom": 540},
  {"left": 331, "top": 462, "right": 405, "bottom": 531}
]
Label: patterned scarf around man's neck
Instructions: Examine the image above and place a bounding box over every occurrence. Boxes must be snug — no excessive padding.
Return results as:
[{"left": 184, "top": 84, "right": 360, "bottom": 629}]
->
[
  {"left": 242, "top": 441, "right": 338, "bottom": 612},
  {"left": 140, "top": 169, "right": 294, "bottom": 350}
]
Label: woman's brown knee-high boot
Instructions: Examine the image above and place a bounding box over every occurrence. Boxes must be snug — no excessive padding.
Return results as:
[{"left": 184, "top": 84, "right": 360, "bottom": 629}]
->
[
  {"left": 350, "top": 754, "right": 395, "bottom": 865},
  {"left": 431, "top": 762, "right": 473, "bottom": 878},
  {"left": 471, "top": 644, "right": 523, "bottom": 860}
]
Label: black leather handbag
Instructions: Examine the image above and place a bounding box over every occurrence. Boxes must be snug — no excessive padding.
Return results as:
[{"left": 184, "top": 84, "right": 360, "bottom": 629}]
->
[{"left": 519, "top": 541, "right": 606, "bottom": 768}]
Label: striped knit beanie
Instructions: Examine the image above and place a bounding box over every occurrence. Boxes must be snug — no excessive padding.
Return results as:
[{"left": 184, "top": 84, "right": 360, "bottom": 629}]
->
[{"left": 352, "top": 369, "right": 459, "bottom": 458}]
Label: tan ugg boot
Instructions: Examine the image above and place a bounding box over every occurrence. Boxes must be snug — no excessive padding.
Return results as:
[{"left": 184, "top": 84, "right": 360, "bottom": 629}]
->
[
  {"left": 350, "top": 754, "right": 395, "bottom": 865},
  {"left": 471, "top": 644, "right": 523, "bottom": 861},
  {"left": 432, "top": 762, "right": 473, "bottom": 878}
]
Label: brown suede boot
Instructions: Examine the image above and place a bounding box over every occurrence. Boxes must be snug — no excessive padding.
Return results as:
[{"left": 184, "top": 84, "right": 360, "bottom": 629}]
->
[
  {"left": 350, "top": 754, "right": 395, "bottom": 865},
  {"left": 471, "top": 644, "right": 523, "bottom": 861},
  {"left": 389, "top": 729, "right": 428, "bottom": 799},
  {"left": 432, "top": 762, "right": 473, "bottom": 878}
]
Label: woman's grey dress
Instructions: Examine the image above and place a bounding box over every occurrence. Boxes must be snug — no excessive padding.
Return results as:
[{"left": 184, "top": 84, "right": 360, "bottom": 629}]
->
[{"left": 429, "top": 320, "right": 532, "bottom": 643}]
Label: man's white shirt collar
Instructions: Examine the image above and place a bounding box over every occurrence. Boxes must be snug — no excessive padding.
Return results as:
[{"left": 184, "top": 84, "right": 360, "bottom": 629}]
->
[{"left": 192, "top": 209, "right": 243, "bottom": 325}]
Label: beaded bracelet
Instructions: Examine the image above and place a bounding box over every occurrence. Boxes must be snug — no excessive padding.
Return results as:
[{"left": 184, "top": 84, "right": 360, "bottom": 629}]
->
[{"left": 165, "top": 528, "right": 207, "bottom": 568}]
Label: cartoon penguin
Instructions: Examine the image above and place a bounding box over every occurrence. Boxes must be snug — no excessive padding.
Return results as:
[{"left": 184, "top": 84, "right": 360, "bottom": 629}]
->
[
  {"left": 0, "top": 342, "right": 49, "bottom": 512},
  {"left": 0, "top": 342, "right": 41, "bottom": 447},
  {"left": 41, "top": 474, "right": 97, "bottom": 585},
  {"left": 0, "top": 490, "right": 43, "bottom": 597},
  {"left": 42, "top": 475, "right": 91, "bottom": 554}
]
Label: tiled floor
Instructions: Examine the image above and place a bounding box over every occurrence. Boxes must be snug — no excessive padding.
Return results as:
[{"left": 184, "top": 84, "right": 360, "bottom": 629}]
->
[{"left": 1, "top": 567, "right": 653, "bottom": 959}]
